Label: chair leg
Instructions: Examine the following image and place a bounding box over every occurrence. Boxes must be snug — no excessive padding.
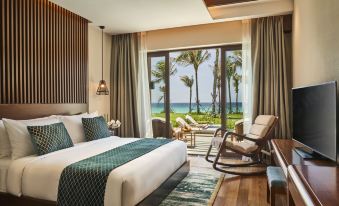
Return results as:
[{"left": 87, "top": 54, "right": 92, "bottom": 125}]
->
[
  {"left": 212, "top": 139, "right": 267, "bottom": 175},
  {"left": 212, "top": 141, "right": 226, "bottom": 171},
  {"left": 267, "top": 181, "right": 270, "bottom": 203},
  {"left": 270, "top": 187, "right": 276, "bottom": 206},
  {"left": 205, "top": 144, "right": 214, "bottom": 163}
]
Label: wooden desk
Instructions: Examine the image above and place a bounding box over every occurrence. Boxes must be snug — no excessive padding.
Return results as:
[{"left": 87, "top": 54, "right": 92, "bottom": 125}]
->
[
  {"left": 271, "top": 139, "right": 335, "bottom": 176},
  {"left": 271, "top": 139, "right": 338, "bottom": 206},
  {"left": 288, "top": 165, "right": 339, "bottom": 206}
]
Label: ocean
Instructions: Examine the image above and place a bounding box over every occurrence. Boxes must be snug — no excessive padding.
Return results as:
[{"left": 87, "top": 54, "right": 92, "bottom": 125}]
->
[{"left": 151, "top": 102, "right": 243, "bottom": 114}]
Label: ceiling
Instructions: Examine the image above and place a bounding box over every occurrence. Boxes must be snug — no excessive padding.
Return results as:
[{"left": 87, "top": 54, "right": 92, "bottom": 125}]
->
[{"left": 50, "top": 0, "right": 293, "bottom": 34}]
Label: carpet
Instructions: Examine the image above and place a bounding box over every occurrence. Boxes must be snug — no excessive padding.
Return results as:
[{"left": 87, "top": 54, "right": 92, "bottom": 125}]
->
[{"left": 160, "top": 172, "right": 224, "bottom": 206}]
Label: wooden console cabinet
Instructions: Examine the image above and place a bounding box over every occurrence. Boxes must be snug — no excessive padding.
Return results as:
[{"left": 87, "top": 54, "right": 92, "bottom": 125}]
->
[{"left": 271, "top": 139, "right": 338, "bottom": 206}]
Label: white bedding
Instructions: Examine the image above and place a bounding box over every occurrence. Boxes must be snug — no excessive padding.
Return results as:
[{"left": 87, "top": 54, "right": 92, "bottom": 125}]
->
[
  {"left": 0, "top": 157, "right": 12, "bottom": 192},
  {"left": 7, "top": 136, "right": 187, "bottom": 206}
]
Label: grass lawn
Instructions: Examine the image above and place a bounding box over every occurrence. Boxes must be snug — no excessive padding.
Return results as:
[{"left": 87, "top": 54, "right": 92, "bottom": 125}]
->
[{"left": 152, "top": 112, "right": 243, "bottom": 129}]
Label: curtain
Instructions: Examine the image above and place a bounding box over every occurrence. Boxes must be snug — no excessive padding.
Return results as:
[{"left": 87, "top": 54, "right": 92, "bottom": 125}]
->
[
  {"left": 137, "top": 32, "right": 153, "bottom": 137},
  {"left": 241, "top": 20, "right": 253, "bottom": 134},
  {"left": 110, "top": 33, "right": 140, "bottom": 137},
  {"left": 252, "top": 16, "right": 292, "bottom": 138}
]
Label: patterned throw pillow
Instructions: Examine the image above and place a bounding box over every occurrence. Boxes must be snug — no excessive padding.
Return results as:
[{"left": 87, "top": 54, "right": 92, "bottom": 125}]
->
[
  {"left": 27, "top": 123, "right": 74, "bottom": 155},
  {"left": 82, "top": 116, "right": 111, "bottom": 141}
]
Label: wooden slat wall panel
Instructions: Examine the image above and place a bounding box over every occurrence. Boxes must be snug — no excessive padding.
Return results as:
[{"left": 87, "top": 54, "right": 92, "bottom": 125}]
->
[{"left": 0, "top": 0, "right": 88, "bottom": 104}]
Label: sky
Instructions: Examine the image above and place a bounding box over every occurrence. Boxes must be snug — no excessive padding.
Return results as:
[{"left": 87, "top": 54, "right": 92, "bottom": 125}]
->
[{"left": 150, "top": 49, "right": 243, "bottom": 103}]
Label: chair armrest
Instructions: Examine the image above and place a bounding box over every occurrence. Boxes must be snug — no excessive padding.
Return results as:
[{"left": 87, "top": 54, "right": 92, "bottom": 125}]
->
[
  {"left": 213, "top": 127, "right": 228, "bottom": 137},
  {"left": 225, "top": 132, "right": 261, "bottom": 143}
]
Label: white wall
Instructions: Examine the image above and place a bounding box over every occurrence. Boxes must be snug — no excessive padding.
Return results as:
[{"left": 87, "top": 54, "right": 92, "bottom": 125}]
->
[
  {"left": 146, "top": 21, "right": 242, "bottom": 51},
  {"left": 88, "top": 25, "right": 112, "bottom": 118},
  {"left": 293, "top": 0, "right": 339, "bottom": 87}
]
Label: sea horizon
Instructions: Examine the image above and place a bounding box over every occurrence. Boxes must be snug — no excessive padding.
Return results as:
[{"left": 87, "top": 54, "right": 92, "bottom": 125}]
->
[{"left": 151, "top": 102, "right": 243, "bottom": 114}]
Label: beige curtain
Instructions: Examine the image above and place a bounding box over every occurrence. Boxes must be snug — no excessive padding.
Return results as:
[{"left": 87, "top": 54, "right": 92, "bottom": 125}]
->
[
  {"left": 110, "top": 33, "right": 140, "bottom": 137},
  {"left": 252, "top": 16, "right": 292, "bottom": 138}
]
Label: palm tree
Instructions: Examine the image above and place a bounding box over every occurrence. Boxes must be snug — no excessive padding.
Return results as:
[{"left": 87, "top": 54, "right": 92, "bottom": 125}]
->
[
  {"left": 157, "top": 86, "right": 166, "bottom": 103},
  {"left": 226, "top": 56, "right": 236, "bottom": 113},
  {"left": 180, "top": 75, "right": 194, "bottom": 113},
  {"left": 151, "top": 60, "right": 177, "bottom": 111},
  {"left": 151, "top": 61, "right": 177, "bottom": 84},
  {"left": 176, "top": 50, "right": 211, "bottom": 114},
  {"left": 211, "top": 49, "right": 220, "bottom": 115},
  {"left": 232, "top": 73, "right": 242, "bottom": 113},
  {"left": 217, "top": 76, "right": 221, "bottom": 114}
]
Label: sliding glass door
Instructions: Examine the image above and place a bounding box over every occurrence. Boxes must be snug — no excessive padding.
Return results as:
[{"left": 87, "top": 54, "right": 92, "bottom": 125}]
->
[
  {"left": 148, "top": 45, "right": 242, "bottom": 140},
  {"left": 148, "top": 53, "right": 171, "bottom": 137},
  {"left": 222, "top": 46, "right": 243, "bottom": 131},
  {"left": 169, "top": 49, "right": 222, "bottom": 129}
]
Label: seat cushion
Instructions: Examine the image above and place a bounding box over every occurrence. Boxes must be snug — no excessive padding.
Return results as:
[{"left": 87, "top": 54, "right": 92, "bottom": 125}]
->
[
  {"left": 226, "top": 139, "right": 258, "bottom": 153},
  {"left": 248, "top": 115, "right": 275, "bottom": 139},
  {"left": 249, "top": 124, "right": 269, "bottom": 137},
  {"left": 254, "top": 115, "right": 275, "bottom": 126},
  {"left": 267, "top": 166, "right": 287, "bottom": 188}
]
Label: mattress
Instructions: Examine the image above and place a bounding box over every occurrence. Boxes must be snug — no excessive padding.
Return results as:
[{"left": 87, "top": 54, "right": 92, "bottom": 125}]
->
[
  {"left": 0, "top": 157, "right": 12, "bottom": 192},
  {"left": 7, "top": 136, "right": 187, "bottom": 206}
]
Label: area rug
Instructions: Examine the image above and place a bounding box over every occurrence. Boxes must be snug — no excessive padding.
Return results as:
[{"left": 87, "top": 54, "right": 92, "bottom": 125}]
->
[{"left": 160, "top": 172, "right": 224, "bottom": 206}]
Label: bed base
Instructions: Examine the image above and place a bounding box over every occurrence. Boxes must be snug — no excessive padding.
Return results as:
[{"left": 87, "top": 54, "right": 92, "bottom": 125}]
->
[
  {"left": 0, "top": 161, "right": 190, "bottom": 206},
  {"left": 138, "top": 160, "right": 190, "bottom": 206}
]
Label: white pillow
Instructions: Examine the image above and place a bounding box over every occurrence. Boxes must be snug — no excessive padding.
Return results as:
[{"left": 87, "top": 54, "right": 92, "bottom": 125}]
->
[
  {"left": 3, "top": 117, "right": 60, "bottom": 160},
  {"left": 0, "top": 121, "right": 11, "bottom": 158},
  {"left": 55, "top": 112, "right": 98, "bottom": 144}
]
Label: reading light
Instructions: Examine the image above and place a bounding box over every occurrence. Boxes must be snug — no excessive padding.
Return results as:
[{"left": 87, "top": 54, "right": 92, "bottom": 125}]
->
[{"left": 96, "top": 26, "right": 109, "bottom": 95}]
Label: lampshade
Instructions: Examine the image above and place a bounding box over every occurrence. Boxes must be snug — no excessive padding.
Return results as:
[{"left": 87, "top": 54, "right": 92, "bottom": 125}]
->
[
  {"left": 96, "top": 80, "right": 109, "bottom": 95},
  {"left": 96, "top": 26, "right": 109, "bottom": 95}
]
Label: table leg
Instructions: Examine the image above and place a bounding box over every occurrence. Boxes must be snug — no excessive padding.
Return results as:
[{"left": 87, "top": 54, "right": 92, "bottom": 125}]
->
[{"left": 190, "top": 133, "right": 193, "bottom": 147}]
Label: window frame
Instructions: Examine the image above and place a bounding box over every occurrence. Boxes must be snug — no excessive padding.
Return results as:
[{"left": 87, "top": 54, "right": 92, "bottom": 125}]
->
[{"left": 147, "top": 44, "right": 242, "bottom": 137}]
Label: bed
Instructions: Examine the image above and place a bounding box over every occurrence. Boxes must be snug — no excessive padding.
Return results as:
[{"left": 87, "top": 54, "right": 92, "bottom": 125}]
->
[
  {"left": 0, "top": 104, "right": 189, "bottom": 206},
  {"left": 0, "top": 157, "right": 12, "bottom": 193}
]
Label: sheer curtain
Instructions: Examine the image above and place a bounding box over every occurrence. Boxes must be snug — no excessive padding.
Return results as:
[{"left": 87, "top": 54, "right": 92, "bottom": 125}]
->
[
  {"left": 241, "top": 20, "right": 253, "bottom": 134},
  {"left": 137, "top": 32, "right": 153, "bottom": 137}
]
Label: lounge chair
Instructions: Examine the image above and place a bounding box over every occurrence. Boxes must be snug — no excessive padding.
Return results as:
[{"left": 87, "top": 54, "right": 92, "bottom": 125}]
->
[
  {"left": 175, "top": 117, "right": 196, "bottom": 147},
  {"left": 185, "top": 115, "right": 219, "bottom": 134},
  {"left": 205, "top": 115, "right": 278, "bottom": 175},
  {"left": 152, "top": 118, "right": 179, "bottom": 139},
  {"left": 177, "top": 117, "right": 217, "bottom": 135},
  {"left": 185, "top": 115, "right": 208, "bottom": 128}
]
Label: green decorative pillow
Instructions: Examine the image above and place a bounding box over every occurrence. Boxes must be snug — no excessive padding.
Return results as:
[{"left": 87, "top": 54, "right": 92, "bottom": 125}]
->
[
  {"left": 27, "top": 122, "right": 74, "bottom": 156},
  {"left": 82, "top": 116, "right": 111, "bottom": 141}
]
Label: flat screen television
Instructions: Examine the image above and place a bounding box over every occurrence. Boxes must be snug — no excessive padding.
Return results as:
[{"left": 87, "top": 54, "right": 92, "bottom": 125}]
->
[{"left": 293, "top": 81, "right": 337, "bottom": 161}]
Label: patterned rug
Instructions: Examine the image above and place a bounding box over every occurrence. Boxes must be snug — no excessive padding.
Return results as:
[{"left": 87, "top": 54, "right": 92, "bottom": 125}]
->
[{"left": 160, "top": 172, "right": 224, "bottom": 206}]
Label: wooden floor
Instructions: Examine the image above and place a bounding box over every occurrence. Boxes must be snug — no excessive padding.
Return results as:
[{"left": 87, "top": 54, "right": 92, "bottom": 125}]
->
[
  {"left": 186, "top": 135, "right": 218, "bottom": 156},
  {"left": 188, "top": 155, "right": 286, "bottom": 206}
]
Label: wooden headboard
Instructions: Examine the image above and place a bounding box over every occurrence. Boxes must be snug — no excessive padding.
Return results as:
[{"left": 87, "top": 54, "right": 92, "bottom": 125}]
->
[
  {"left": 0, "top": 104, "right": 88, "bottom": 120},
  {"left": 0, "top": 0, "right": 89, "bottom": 120}
]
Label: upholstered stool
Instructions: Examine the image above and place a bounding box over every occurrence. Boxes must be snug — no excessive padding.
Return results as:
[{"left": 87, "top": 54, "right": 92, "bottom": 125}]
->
[{"left": 266, "top": 166, "right": 287, "bottom": 206}]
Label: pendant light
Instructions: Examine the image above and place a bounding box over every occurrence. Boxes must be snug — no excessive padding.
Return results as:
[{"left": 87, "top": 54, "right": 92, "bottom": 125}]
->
[{"left": 96, "top": 26, "right": 109, "bottom": 95}]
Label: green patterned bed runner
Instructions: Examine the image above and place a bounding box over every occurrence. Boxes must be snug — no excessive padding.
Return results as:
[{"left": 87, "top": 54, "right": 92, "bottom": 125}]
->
[{"left": 57, "top": 138, "right": 171, "bottom": 206}]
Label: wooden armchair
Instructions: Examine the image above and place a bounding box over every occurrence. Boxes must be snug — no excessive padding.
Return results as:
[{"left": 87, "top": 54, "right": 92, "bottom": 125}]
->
[{"left": 205, "top": 115, "right": 278, "bottom": 175}]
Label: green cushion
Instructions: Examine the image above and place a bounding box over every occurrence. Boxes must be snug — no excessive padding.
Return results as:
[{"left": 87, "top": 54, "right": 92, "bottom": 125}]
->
[
  {"left": 267, "top": 166, "right": 286, "bottom": 188},
  {"left": 82, "top": 116, "right": 110, "bottom": 141},
  {"left": 27, "top": 123, "right": 74, "bottom": 155}
]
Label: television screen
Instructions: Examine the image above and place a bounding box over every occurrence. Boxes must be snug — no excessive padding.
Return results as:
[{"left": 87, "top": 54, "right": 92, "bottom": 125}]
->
[{"left": 293, "top": 81, "right": 337, "bottom": 161}]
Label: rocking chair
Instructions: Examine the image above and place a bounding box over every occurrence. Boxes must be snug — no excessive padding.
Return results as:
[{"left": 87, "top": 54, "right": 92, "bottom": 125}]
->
[{"left": 205, "top": 115, "right": 278, "bottom": 175}]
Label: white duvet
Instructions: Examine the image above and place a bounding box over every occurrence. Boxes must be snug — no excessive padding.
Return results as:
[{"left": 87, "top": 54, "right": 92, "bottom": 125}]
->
[{"left": 7, "top": 136, "right": 187, "bottom": 206}]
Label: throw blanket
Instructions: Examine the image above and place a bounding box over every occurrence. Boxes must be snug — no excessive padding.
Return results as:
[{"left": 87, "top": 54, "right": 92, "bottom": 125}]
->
[{"left": 57, "top": 138, "right": 171, "bottom": 206}]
